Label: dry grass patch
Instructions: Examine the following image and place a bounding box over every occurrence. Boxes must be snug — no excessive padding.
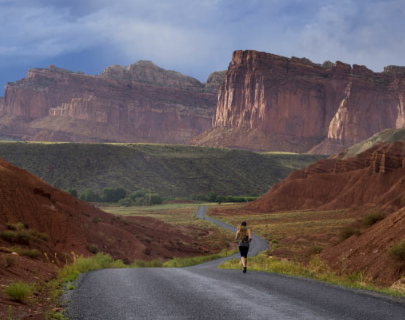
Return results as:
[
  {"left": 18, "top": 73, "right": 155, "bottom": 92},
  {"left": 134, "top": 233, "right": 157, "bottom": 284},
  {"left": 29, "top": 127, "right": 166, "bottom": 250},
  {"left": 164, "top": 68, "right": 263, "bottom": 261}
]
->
[{"left": 210, "top": 204, "right": 356, "bottom": 259}]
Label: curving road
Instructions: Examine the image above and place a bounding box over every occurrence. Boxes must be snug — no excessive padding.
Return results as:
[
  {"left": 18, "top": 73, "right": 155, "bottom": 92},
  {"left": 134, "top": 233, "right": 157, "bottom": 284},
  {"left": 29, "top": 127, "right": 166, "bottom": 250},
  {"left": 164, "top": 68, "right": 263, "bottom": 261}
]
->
[{"left": 67, "top": 206, "right": 405, "bottom": 320}]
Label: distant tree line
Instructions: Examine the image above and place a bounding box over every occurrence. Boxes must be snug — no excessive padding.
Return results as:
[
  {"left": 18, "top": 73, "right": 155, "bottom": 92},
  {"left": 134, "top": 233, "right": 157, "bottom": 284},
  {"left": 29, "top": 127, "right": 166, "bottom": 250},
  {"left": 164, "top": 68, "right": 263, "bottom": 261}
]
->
[
  {"left": 66, "top": 187, "right": 162, "bottom": 206},
  {"left": 190, "top": 192, "right": 258, "bottom": 204},
  {"left": 65, "top": 188, "right": 258, "bottom": 206}
]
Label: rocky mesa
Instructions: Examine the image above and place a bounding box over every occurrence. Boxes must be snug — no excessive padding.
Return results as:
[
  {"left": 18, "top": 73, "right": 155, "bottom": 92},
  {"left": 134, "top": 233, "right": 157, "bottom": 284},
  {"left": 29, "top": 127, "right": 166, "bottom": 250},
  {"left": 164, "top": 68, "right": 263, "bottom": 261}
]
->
[
  {"left": 192, "top": 50, "right": 405, "bottom": 154},
  {"left": 0, "top": 63, "right": 225, "bottom": 143}
]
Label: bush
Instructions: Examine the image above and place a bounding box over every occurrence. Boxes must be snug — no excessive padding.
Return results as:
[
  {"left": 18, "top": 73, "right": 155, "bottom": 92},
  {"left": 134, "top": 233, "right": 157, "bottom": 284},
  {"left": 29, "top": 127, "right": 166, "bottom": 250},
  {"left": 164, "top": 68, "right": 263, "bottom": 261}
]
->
[
  {"left": 340, "top": 227, "right": 360, "bottom": 241},
  {"left": 130, "top": 189, "right": 147, "bottom": 201},
  {"left": 4, "top": 281, "right": 32, "bottom": 302},
  {"left": 5, "top": 255, "right": 15, "bottom": 267},
  {"left": 31, "top": 230, "right": 49, "bottom": 241},
  {"left": 101, "top": 187, "right": 127, "bottom": 202},
  {"left": 15, "top": 230, "right": 31, "bottom": 245},
  {"left": 150, "top": 194, "right": 162, "bottom": 205},
  {"left": 66, "top": 189, "right": 78, "bottom": 198},
  {"left": 190, "top": 193, "right": 209, "bottom": 201},
  {"left": 130, "top": 189, "right": 162, "bottom": 205},
  {"left": 0, "top": 231, "right": 16, "bottom": 242},
  {"left": 92, "top": 217, "right": 102, "bottom": 224},
  {"left": 363, "top": 212, "right": 385, "bottom": 227},
  {"left": 20, "top": 249, "right": 40, "bottom": 259},
  {"left": 6, "top": 222, "right": 24, "bottom": 231},
  {"left": 388, "top": 240, "right": 405, "bottom": 263},
  {"left": 134, "top": 197, "right": 146, "bottom": 206},
  {"left": 118, "top": 197, "right": 134, "bottom": 207},
  {"left": 79, "top": 189, "right": 99, "bottom": 202},
  {"left": 86, "top": 244, "right": 99, "bottom": 254},
  {"left": 207, "top": 191, "right": 217, "bottom": 202}
]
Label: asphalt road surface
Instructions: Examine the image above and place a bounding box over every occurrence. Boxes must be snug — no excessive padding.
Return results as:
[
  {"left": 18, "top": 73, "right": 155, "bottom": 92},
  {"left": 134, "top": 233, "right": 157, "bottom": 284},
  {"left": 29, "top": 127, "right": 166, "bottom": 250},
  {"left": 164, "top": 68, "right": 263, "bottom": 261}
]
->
[{"left": 67, "top": 206, "right": 405, "bottom": 320}]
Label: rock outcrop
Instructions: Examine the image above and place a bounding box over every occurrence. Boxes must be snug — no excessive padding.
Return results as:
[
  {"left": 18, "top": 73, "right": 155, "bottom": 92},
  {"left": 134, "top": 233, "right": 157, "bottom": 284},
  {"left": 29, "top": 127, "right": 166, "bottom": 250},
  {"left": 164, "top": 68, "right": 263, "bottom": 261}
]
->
[
  {"left": 247, "top": 141, "right": 405, "bottom": 213},
  {"left": 0, "top": 63, "right": 224, "bottom": 143},
  {"left": 192, "top": 50, "right": 405, "bottom": 154}
]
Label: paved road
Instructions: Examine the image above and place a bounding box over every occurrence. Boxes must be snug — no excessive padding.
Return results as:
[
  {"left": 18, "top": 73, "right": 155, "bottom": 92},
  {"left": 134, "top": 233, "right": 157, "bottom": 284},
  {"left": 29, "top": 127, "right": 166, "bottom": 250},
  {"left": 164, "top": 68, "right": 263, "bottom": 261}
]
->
[{"left": 67, "top": 206, "right": 405, "bottom": 320}]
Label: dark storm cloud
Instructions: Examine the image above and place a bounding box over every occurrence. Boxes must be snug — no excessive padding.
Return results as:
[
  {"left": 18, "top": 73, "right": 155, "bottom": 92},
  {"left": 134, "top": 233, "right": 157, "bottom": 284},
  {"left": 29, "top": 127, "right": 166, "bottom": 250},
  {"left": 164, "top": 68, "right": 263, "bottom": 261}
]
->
[{"left": 0, "top": 0, "right": 404, "bottom": 92}]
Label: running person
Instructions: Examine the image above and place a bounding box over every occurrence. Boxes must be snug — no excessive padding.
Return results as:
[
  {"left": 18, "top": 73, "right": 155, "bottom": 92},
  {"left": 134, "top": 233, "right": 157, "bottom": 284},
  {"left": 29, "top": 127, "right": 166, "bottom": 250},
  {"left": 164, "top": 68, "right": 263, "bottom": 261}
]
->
[{"left": 235, "top": 221, "right": 252, "bottom": 273}]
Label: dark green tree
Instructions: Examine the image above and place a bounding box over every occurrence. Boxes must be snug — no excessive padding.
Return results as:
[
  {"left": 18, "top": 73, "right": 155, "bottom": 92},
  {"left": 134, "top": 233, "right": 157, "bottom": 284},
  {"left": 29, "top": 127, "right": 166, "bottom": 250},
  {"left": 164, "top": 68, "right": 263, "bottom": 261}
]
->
[
  {"left": 101, "top": 187, "right": 127, "bottom": 202},
  {"left": 79, "top": 189, "right": 99, "bottom": 202},
  {"left": 118, "top": 197, "right": 134, "bottom": 207},
  {"left": 66, "top": 189, "right": 78, "bottom": 198}
]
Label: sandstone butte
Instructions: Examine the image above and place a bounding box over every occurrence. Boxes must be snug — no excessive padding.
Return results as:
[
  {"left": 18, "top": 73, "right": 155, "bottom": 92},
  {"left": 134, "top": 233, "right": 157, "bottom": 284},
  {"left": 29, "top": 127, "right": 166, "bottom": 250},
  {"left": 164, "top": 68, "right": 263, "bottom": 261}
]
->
[
  {"left": 191, "top": 50, "right": 405, "bottom": 154},
  {"left": 244, "top": 140, "right": 405, "bottom": 284},
  {"left": 0, "top": 62, "right": 225, "bottom": 143}
]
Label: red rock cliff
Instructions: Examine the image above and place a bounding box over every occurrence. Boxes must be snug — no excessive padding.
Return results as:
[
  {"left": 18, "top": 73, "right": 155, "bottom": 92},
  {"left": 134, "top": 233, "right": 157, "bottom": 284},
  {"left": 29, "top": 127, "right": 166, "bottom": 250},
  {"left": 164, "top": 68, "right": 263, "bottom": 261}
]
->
[
  {"left": 192, "top": 50, "right": 405, "bottom": 153},
  {"left": 0, "top": 63, "right": 224, "bottom": 143}
]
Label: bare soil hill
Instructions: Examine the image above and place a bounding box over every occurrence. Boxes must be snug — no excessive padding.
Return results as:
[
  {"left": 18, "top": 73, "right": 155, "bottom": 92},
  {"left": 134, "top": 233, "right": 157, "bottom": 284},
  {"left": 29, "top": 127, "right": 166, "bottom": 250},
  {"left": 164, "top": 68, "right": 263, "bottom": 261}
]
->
[
  {"left": 321, "top": 208, "right": 405, "bottom": 285},
  {"left": 247, "top": 141, "right": 405, "bottom": 213},
  {"left": 0, "top": 156, "right": 207, "bottom": 262}
]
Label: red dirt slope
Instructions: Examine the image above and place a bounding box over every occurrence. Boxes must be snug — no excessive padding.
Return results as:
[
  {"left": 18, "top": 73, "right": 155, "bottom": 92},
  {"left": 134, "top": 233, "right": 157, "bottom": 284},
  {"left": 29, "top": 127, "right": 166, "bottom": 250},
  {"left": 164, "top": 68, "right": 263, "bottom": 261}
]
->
[
  {"left": 0, "top": 156, "right": 208, "bottom": 262},
  {"left": 321, "top": 208, "right": 405, "bottom": 285},
  {"left": 247, "top": 141, "right": 405, "bottom": 213}
]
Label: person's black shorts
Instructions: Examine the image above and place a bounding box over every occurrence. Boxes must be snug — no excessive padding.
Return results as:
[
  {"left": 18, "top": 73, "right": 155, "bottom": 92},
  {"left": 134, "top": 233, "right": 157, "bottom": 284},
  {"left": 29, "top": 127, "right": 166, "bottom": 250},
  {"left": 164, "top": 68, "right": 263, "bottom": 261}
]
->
[{"left": 239, "top": 246, "right": 249, "bottom": 258}]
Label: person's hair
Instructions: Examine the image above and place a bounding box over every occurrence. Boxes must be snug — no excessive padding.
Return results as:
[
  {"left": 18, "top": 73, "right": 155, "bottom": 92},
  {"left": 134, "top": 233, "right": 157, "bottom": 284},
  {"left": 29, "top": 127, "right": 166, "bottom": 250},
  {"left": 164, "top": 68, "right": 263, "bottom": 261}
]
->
[{"left": 239, "top": 222, "right": 248, "bottom": 242}]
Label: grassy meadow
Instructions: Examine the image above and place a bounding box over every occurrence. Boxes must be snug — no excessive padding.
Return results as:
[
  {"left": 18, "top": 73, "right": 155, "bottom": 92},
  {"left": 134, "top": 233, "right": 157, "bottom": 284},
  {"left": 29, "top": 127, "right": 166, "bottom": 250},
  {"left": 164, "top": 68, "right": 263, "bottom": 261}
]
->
[{"left": 0, "top": 141, "right": 325, "bottom": 198}]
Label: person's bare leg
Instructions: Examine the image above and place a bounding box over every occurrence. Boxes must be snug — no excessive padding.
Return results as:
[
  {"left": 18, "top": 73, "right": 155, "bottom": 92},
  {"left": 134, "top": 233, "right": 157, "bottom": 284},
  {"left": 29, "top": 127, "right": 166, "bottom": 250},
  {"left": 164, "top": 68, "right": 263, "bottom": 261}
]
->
[{"left": 241, "top": 257, "right": 246, "bottom": 267}]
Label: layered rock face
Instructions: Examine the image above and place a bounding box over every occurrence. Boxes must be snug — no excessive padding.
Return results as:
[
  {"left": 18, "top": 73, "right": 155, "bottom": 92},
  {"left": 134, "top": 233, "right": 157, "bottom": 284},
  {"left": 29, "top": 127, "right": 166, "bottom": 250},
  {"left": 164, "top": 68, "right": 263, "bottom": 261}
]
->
[
  {"left": 192, "top": 50, "right": 405, "bottom": 153},
  {"left": 0, "top": 63, "right": 223, "bottom": 143},
  {"left": 247, "top": 141, "right": 405, "bottom": 213}
]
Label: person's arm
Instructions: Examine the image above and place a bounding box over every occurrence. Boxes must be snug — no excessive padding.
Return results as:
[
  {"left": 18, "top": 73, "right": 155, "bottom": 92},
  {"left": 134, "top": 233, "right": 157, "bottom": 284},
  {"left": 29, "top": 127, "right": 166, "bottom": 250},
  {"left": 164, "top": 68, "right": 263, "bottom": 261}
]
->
[
  {"left": 248, "top": 229, "right": 252, "bottom": 242},
  {"left": 235, "top": 229, "right": 240, "bottom": 241}
]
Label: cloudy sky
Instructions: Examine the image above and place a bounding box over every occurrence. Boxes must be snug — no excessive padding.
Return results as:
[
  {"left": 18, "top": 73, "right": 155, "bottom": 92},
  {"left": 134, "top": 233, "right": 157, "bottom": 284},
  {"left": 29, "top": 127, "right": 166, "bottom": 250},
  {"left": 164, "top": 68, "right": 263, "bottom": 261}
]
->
[{"left": 0, "top": 0, "right": 405, "bottom": 94}]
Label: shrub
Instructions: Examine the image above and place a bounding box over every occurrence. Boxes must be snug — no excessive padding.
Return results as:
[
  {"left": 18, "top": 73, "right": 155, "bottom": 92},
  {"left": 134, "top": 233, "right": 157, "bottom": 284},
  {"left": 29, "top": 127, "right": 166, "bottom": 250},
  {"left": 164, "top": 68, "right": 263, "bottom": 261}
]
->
[
  {"left": 15, "top": 230, "right": 31, "bottom": 245},
  {"left": 207, "top": 191, "right": 217, "bottom": 202},
  {"left": 5, "top": 255, "right": 15, "bottom": 267},
  {"left": 134, "top": 197, "right": 146, "bottom": 206},
  {"left": 363, "top": 212, "right": 385, "bottom": 227},
  {"left": 86, "top": 244, "right": 99, "bottom": 254},
  {"left": 6, "top": 222, "right": 24, "bottom": 231},
  {"left": 66, "top": 189, "right": 78, "bottom": 198},
  {"left": 340, "top": 227, "right": 360, "bottom": 241},
  {"left": 308, "top": 246, "right": 323, "bottom": 256},
  {"left": 79, "top": 189, "right": 99, "bottom": 202},
  {"left": 101, "top": 187, "right": 127, "bottom": 202},
  {"left": 31, "top": 230, "right": 49, "bottom": 241},
  {"left": 388, "top": 240, "right": 405, "bottom": 263},
  {"left": 118, "top": 197, "right": 134, "bottom": 207},
  {"left": 0, "top": 231, "right": 16, "bottom": 242},
  {"left": 130, "top": 189, "right": 147, "bottom": 201},
  {"left": 190, "top": 193, "right": 209, "bottom": 201},
  {"left": 21, "top": 249, "right": 40, "bottom": 259},
  {"left": 150, "top": 194, "right": 162, "bottom": 205},
  {"left": 92, "top": 217, "right": 102, "bottom": 224},
  {"left": 4, "top": 281, "right": 32, "bottom": 302}
]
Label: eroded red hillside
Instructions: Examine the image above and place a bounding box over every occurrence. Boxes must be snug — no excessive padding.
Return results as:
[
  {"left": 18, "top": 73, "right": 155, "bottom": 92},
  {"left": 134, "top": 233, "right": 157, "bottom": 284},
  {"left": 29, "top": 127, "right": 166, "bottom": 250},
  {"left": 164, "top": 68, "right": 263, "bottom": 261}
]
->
[
  {"left": 247, "top": 141, "right": 405, "bottom": 213},
  {"left": 0, "top": 157, "right": 219, "bottom": 262},
  {"left": 321, "top": 208, "right": 405, "bottom": 285}
]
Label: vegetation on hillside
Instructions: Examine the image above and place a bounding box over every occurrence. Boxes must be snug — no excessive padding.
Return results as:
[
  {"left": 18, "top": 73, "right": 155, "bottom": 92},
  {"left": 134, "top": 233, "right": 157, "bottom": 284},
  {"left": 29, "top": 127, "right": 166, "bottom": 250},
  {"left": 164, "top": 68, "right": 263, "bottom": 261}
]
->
[{"left": 0, "top": 142, "right": 325, "bottom": 198}]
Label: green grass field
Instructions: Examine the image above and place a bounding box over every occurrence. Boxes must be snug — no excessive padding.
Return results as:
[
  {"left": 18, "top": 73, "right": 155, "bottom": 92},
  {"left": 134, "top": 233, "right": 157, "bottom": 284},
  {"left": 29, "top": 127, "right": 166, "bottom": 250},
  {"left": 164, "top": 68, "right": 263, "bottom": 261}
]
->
[{"left": 0, "top": 142, "right": 325, "bottom": 197}]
